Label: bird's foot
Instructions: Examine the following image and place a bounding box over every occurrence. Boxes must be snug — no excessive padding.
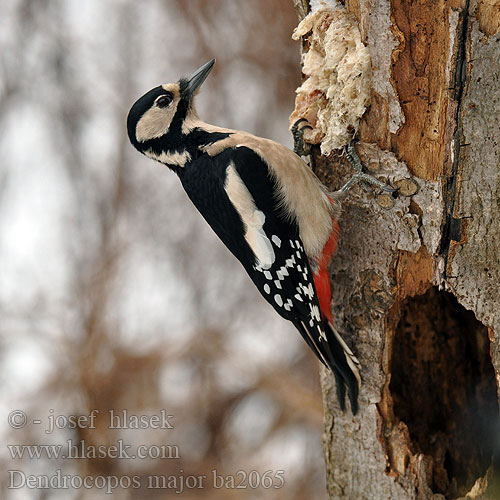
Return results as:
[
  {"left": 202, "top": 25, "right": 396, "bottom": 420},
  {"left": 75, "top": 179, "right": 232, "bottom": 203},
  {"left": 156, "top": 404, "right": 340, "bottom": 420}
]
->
[
  {"left": 291, "top": 118, "right": 313, "bottom": 157},
  {"left": 337, "top": 140, "right": 397, "bottom": 196}
]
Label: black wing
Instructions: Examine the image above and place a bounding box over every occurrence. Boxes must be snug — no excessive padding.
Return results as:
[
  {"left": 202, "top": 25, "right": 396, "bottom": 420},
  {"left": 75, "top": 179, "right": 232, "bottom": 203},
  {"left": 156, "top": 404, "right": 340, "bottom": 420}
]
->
[{"left": 179, "top": 145, "right": 359, "bottom": 412}]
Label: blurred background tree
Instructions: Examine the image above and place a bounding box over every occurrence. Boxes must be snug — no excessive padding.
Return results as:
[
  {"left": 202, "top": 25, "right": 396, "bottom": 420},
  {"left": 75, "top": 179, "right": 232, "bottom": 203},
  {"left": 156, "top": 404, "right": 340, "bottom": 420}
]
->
[{"left": 0, "top": 1, "right": 327, "bottom": 498}]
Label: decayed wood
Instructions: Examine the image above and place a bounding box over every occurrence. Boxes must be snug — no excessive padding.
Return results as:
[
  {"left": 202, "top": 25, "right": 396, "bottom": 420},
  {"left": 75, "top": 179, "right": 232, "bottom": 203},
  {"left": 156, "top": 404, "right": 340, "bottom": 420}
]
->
[{"left": 292, "top": 0, "right": 500, "bottom": 499}]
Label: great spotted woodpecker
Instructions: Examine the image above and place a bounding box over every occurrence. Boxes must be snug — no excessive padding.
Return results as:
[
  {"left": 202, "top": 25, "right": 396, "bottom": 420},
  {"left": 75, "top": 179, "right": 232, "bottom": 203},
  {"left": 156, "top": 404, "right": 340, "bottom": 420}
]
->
[{"left": 127, "top": 59, "right": 393, "bottom": 413}]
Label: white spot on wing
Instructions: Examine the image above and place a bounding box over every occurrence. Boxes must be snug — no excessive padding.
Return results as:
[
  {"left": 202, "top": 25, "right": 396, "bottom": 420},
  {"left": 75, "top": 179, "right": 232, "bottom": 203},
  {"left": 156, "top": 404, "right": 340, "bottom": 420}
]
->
[
  {"left": 318, "top": 325, "right": 327, "bottom": 341},
  {"left": 274, "top": 294, "right": 283, "bottom": 307},
  {"left": 264, "top": 284, "right": 270, "bottom": 294},
  {"left": 274, "top": 280, "right": 282, "bottom": 289},
  {"left": 271, "top": 235, "right": 281, "bottom": 247},
  {"left": 264, "top": 270, "right": 272, "bottom": 280},
  {"left": 302, "top": 283, "right": 314, "bottom": 299},
  {"left": 309, "top": 304, "right": 321, "bottom": 322}
]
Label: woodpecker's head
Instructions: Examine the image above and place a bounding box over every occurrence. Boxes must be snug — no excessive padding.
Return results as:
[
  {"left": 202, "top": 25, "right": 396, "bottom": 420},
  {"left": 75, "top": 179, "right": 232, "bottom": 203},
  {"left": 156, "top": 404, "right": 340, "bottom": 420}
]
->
[{"left": 127, "top": 59, "right": 215, "bottom": 156}]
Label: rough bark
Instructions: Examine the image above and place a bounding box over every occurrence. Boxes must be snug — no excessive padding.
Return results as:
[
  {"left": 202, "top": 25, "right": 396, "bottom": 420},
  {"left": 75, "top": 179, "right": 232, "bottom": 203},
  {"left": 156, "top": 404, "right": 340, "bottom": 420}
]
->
[{"left": 292, "top": 1, "right": 500, "bottom": 499}]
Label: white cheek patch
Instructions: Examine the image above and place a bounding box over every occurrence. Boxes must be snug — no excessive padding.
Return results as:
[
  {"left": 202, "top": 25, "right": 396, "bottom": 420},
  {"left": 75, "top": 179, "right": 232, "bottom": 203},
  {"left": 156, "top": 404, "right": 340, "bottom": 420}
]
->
[
  {"left": 136, "top": 98, "right": 179, "bottom": 142},
  {"left": 224, "top": 163, "right": 275, "bottom": 270},
  {"left": 147, "top": 149, "right": 191, "bottom": 168}
]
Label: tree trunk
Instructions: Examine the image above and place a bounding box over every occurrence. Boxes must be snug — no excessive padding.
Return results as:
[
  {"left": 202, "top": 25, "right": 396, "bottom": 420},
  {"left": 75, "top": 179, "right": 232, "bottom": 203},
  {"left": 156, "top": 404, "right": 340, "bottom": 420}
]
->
[{"left": 292, "top": 1, "right": 500, "bottom": 499}]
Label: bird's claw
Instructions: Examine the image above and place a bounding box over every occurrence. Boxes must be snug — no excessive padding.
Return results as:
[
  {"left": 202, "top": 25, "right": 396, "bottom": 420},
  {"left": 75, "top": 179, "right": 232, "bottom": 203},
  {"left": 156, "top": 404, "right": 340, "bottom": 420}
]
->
[
  {"left": 339, "top": 140, "right": 397, "bottom": 195},
  {"left": 291, "top": 118, "right": 313, "bottom": 157}
]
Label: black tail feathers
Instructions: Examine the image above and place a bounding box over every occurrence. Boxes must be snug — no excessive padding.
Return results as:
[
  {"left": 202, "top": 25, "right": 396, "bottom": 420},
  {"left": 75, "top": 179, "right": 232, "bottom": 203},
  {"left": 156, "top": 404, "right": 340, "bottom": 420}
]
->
[
  {"left": 294, "top": 319, "right": 361, "bottom": 414},
  {"left": 322, "top": 321, "right": 361, "bottom": 414}
]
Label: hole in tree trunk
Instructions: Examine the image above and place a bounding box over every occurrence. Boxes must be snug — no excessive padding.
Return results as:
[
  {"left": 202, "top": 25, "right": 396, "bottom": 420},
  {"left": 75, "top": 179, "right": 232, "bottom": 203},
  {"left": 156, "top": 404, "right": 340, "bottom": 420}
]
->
[{"left": 390, "top": 287, "right": 499, "bottom": 498}]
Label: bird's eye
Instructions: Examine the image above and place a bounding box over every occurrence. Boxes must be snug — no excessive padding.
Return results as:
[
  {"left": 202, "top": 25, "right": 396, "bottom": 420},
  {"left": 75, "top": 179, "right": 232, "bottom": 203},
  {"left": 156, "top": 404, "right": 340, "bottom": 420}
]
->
[{"left": 156, "top": 94, "right": 172, "bottom": 108}]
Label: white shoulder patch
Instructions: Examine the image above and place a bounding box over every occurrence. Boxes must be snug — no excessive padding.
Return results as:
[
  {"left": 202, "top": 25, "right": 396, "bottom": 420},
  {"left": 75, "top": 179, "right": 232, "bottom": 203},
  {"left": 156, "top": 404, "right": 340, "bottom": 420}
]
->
[{"left": 224, "top": 163, "right": 275, "bottom": 269}]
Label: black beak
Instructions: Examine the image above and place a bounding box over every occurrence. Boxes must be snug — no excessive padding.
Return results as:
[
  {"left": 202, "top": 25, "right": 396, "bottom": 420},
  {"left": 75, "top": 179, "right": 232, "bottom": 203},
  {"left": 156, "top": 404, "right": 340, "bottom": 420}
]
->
[{"left": 184, "top": 59, "right": 215, "bottom": 98}]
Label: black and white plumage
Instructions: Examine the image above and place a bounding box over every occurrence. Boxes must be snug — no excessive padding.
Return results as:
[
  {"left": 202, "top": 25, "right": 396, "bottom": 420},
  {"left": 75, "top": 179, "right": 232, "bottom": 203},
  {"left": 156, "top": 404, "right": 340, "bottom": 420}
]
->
[{"left": 127, "top": 59, "right": 362, "bottom": 413}]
